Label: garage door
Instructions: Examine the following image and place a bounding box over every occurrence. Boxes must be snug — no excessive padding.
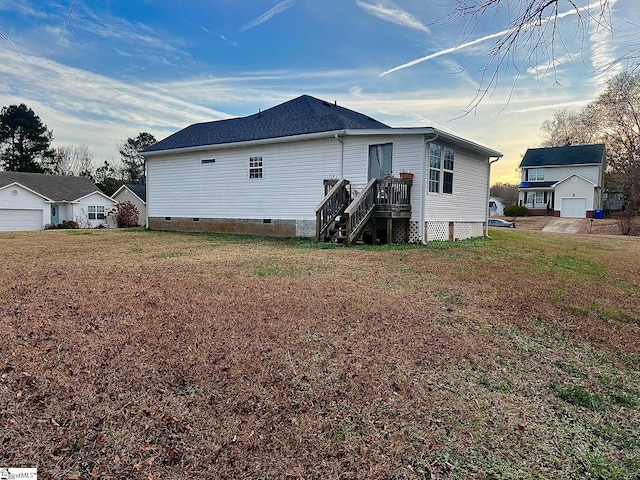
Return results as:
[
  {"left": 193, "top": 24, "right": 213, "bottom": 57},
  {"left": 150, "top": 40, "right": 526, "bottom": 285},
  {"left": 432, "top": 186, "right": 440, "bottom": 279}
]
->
[
  {"left": 0, "top": 209, "right": 44, "bottom": 231},
  {"left": 561, "top": 198, "right": 587, "bottom": 218}
]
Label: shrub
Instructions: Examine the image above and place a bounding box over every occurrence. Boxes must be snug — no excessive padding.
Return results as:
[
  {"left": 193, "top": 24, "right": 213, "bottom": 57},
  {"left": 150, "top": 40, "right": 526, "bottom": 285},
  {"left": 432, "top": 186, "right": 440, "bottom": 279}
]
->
[
  {"left": 110, "top": 201, "right": 140, "bottom": 228},
  {"left": 504, "top": 205, "right": 529, "bottom": 217},
  {"left": 616, "top": 211, "right": 640, "bottom": 236},
  {"left": 45, "top": 220, "right": 80, "bottom": 230}
]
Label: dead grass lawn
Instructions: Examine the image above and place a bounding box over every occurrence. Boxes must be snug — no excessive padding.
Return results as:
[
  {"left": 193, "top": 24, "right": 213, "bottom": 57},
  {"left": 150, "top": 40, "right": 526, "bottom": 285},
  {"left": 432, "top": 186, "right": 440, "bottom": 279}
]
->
[{"left": 1, "top": 229, "right": 638, "bottom": 479}]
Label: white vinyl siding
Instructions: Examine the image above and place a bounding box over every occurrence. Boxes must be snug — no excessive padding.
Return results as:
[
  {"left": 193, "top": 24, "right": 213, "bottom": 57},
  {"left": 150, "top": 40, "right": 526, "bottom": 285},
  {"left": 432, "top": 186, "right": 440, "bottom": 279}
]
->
[
  {"left": 524, "top": 165, "right": 601, "bottom": 185},
  {"left": 554, "top": 175, "right": 598, "bottom": 215},
  {"left": 147, "top": 137, "right": 342, "bottom": 220},
  {"left": 424, "top": 146, "right": 488, "bottom": 222},
  {"left": 74, "top": 192, "right": 117, "bottom": 228},
  {"left": 342, "top": 134, "right": 425, "bottom": 221},
  {"left": 0, "top": 184, "right": 49, "bottom": 228}
]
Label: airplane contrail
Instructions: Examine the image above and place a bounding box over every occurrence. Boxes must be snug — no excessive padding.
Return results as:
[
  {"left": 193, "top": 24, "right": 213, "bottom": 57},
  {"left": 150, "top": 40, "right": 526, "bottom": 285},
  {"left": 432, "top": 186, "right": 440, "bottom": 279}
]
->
[{"left": 380, "top": 3, "right": 601, "bottom": 77}]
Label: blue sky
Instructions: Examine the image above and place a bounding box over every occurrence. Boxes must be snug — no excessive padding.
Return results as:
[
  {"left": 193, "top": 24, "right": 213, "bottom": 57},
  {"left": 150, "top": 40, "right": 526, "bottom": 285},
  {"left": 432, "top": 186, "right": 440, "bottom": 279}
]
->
[{"left": 0, "top": 0, "right": 636, "bottom": 182}]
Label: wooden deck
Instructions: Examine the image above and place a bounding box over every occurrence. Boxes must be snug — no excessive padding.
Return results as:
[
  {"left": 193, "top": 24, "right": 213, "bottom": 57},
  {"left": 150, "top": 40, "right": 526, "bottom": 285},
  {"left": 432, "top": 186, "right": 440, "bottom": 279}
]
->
[{"left": 316, "top": 177, "right": 412, "bottom": 245}]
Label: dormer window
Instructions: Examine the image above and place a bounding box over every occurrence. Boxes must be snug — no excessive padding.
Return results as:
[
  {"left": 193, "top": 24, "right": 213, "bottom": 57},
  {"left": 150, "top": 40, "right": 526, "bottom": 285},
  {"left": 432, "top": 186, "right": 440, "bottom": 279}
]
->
[{"left": 527, "top": 168, "right": 544, "bottom": 181}]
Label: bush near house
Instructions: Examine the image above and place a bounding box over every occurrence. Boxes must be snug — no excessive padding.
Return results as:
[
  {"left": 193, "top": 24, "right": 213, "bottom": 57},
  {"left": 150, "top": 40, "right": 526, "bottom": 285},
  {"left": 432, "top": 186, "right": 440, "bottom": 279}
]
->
[
  {"left": 110, "top": 200, "right": 140, "bottom": 228},
  {"left": 44, "top": 220, "right": 79, "bottom": 229},
  {"left": 504, "top": 205, "right": 529, "bottom": 218}
]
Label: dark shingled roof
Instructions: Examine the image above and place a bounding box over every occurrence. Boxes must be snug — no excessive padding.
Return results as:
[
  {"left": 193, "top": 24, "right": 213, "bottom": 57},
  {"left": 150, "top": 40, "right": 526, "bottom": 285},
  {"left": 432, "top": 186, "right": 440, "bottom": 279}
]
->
[
  {"left": 145, "top": 95, "right": 391, "bottom": 153},
  {"left": 519, "top": 143, "right": 606, "bottom": 168},
  {"left": 124, "top": 184, "right": 146, "bottom": 202},
  {"left": 0, "top": 171, "right": 102, "bottom": 201}
]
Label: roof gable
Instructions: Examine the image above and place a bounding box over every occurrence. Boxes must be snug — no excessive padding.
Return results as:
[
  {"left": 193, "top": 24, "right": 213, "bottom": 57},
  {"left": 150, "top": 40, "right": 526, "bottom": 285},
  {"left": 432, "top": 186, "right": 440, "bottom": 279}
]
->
[
  {"left": 113, "top": 184, "right": 146, "bottom": 203},
  {"left": 145, "top": 95, "right": 391, "bottom": 153},
  {"left": 519, "top": 144, "right": 605, "bottom": 168},
  {"left": 552, "top": 173, "right": 598, "bottom": 188},
  {"left": 0, "top": 172, "right": 102, "bottom": 201},
  {"left": 0, "top": 181, "right": 51, "bottom": 201}
]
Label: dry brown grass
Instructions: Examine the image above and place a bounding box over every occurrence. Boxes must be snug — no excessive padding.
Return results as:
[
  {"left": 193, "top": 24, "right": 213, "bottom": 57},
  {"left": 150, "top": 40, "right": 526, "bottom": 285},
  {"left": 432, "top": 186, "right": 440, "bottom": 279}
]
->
[{"left": 1, "top": 229, "right": 639, "bottom": 479}]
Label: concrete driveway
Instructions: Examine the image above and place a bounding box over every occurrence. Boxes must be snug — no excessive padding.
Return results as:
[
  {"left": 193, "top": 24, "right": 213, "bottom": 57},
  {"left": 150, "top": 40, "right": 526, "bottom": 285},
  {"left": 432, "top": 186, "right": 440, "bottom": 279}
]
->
[{"left": 541, "top": 218, "right": 583, "bottom": 233}]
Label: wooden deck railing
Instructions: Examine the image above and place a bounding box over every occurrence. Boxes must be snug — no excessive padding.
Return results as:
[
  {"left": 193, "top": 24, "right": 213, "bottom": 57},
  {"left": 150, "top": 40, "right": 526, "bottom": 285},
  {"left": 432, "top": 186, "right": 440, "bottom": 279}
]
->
[
  {"left": 315, "top": 178, "right": 350, "bottom": 241},
  {"left": 317, "top": 177, "right": 413, "bottom": 245},
  {"left": 375, "top": 177, "right": 412, "bottom": 206},
  {"left": 343, "top": 178, "right": 377, "bottom": 246}
]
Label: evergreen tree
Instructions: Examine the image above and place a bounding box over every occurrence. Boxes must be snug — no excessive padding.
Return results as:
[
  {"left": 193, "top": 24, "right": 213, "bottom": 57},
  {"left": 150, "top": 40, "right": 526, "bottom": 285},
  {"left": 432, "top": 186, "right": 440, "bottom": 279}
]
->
[
  {"left": 0, "top": 104, "right": 55, "bottom": 172},
  {"left": 119, "top": 132, "right": 156, "bottom": 184}
]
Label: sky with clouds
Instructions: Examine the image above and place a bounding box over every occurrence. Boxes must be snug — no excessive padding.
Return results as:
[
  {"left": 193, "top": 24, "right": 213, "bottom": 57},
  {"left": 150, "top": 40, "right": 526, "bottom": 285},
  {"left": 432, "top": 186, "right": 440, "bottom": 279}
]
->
[{"left": 0, "top": 0, "right": 637, "bottom": 182}]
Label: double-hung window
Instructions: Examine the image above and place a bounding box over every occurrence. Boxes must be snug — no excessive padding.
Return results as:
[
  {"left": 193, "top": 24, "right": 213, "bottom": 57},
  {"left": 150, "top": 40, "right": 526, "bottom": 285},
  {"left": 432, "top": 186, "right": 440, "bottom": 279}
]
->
[
  {"left": 88, "top": 205, "right": 106, "bottom": 220},
  {"left": 249, "top": 156, "right": 263, "bottom": 179},
  {"left": 428, "top": 144, "right": 455, "bottom": 194},
  {"left": 528, "top": 168, "right": 544, "bottom": 181}
]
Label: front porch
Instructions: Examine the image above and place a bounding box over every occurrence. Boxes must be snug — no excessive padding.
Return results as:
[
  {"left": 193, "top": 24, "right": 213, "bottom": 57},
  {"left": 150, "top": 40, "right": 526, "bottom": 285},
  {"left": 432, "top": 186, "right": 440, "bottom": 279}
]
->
[{"left": 315, "top": 177, "right": 412, "bottom": 246}]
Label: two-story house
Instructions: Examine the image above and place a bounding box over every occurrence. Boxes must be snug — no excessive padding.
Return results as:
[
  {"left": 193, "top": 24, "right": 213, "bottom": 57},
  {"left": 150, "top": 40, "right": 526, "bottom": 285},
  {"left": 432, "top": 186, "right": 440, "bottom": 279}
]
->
[{"left": 518, "top": 143, "right": 606, "bottom": 218}]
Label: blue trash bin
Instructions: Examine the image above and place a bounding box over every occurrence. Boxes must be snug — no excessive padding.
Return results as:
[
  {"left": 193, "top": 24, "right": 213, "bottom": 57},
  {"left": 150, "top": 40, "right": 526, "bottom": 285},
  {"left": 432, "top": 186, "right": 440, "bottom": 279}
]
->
[{"left": 594, "top": 209, "right": 603, "bottom": 219}]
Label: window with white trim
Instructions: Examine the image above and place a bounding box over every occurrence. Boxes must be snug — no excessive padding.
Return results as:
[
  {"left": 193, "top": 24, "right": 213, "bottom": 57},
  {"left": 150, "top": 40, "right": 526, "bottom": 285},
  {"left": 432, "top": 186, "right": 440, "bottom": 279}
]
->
[
  {"left": 249, "top": 156, "right": 263, "bottom": 179},
  {"left": 528, "top": 168, "right": 544, "bottom": 181},
  {"left": 428, "top": 144, "right": 454, "bottom": 194},
  {"left": 88, "top": 205, "right": 106, "bottom": 220}
]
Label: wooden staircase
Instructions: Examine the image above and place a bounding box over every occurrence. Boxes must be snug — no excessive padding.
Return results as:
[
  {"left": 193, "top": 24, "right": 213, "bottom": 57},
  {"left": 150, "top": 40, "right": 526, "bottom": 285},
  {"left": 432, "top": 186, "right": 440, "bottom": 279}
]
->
[{"left": 315, "top": 177, "right": 412, "bottom": 246}]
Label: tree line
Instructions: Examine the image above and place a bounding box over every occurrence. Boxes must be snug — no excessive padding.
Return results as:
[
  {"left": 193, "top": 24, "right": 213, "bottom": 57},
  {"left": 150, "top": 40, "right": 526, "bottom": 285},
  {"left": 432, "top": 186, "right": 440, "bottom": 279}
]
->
[{"left": 0, "top": 103, "right": 156, "bottom": 195}]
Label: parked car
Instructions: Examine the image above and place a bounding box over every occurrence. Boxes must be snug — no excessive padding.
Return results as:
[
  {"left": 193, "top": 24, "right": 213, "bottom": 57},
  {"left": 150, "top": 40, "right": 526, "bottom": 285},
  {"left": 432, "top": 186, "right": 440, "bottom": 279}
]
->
[{"left": 487, "top": 218, "right": 516, "bottom": 228}]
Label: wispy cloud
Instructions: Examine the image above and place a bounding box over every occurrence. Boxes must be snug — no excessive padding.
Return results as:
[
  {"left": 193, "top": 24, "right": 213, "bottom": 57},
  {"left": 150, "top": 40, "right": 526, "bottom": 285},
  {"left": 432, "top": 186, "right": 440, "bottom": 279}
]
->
[
  {"left": 78, "top": 9, "right": 182, "bottom": 53},
  {"left": 240, "top": 0, "right": 296, "bottom": 33},
  {"left": 589, "top": 0, "right": 622, "bottom": 86},
  {"left": 220, "top": 34, "right": 238, "bottom": 47},
  {"left": 355, "top": 0, "right": 429, "bottom": 33},
  {"left": 0, "top": 49, "right": 229, "bottom": 160},
  {"left": 380, "top": 3, "right": 602, "bottom": 77},
  {"left": 0, "top": 0, "right": 50, "bottom": 19}
]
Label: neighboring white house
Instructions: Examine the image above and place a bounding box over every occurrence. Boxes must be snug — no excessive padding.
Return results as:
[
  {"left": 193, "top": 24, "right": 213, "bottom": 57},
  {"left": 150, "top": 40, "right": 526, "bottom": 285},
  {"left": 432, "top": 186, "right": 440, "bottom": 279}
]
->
[
  {"left": 518, "top": 144, "right": 606, "bottom": 218},
  {"left": 143, "top": 95, "right": 503, "bottom": 243},
  {"left": 112, "top": 184, "right": 146, "bottom": 226},
  {"left": 488, "top": 196, "right": 505, "bottom": 216},
  {"left": 0, "top": 172, "right": 117, "bottom": 231}
]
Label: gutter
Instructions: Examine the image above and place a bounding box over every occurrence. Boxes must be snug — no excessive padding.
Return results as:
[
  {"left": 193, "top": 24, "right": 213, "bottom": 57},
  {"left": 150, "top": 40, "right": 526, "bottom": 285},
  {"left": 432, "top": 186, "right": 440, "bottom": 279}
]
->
[
  {"left": 334, "top": 133, "right": 345, "bottom": 178},
  {"left": 143, "top": 127, "right": 502, "bottom": 159}
]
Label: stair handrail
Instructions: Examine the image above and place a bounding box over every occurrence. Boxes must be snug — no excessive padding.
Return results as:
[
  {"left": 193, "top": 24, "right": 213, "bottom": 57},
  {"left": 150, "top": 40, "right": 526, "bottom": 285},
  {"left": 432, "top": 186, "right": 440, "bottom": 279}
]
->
[
  {"left": 343, "top": 178, "right": 377, "bottom": 246},
  {"left": 315, "top": 178, "right": 350, "bottom": 241}
]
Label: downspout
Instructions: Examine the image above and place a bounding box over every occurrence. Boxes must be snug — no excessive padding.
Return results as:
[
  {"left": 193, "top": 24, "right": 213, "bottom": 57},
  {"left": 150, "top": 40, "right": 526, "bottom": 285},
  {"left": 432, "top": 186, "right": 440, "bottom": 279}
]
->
[
  {"left": 420, "top": 133, "right": 439, "bottom": 244},
  {"left": 334, "top": 132, "right": 345, "bottom": 178},
  {"left": 485, "top": 157, "right": 501, "bottom": 237},
  {"left": 144, "top": 154, "right": 149, "bottom": 229}
]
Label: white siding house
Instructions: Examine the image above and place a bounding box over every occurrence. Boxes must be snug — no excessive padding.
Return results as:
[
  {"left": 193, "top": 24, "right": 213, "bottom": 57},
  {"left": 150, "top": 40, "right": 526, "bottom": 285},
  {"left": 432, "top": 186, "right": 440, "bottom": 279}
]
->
[
  {"left": 518, "top": 144, "right": 606, "bottom": 218},
  {"left": 144, "top": 95, "right": 502, "bottom": 243},
  {"left": 0, "top": 172, "right": 117, "bottom": 231}
]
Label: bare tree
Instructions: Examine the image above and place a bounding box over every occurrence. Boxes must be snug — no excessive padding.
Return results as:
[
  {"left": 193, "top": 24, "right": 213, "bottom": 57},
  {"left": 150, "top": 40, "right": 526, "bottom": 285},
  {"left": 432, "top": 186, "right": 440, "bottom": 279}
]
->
[
  {"left": 435, "top": 1, "right": 637, "bottom": 112},
  {"left": 539, "top": 106, "right": 601, "bottom": 147},
  {"left": 52, "top": 144, "right": 94, "bottom": 176},
  {"left": 490, "top": 182, "right": 519, "bottom": 206},
  {"left": 592, "top": 71, "right": 640, "bottom": 217}
]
